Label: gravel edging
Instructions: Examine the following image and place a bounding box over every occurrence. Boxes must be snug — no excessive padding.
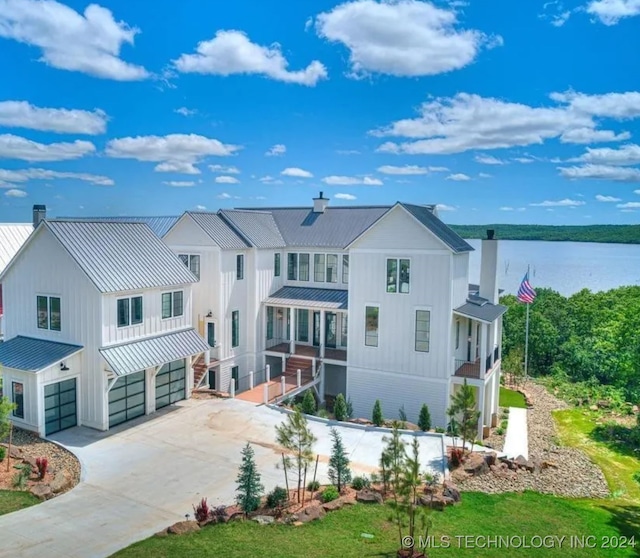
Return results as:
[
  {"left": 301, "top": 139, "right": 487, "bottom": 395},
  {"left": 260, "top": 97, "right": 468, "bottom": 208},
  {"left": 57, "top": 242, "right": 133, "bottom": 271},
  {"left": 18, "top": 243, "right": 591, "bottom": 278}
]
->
[{"left": 456, "top": 381, "right": 610, "bottom": 498}]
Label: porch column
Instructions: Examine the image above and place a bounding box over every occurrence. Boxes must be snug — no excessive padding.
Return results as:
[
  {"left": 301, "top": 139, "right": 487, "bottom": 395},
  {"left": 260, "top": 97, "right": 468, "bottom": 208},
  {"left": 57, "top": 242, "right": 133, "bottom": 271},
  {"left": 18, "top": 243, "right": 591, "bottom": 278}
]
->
[
  {"left": 319, "top": 362, "right": 325, "bottom": 404},
  {"left": 493, "top": 366, "right": 501, "bottom": 413},
  {"left": 320, "top": 309, "right": 326, "bottom": 358},
  {"left": 289, "top": 307, "right": 296, "bottom": 354},
  {"left": 477, "top": 383, "right": 485, "bottom": 440},
  {"left": 479, "top": 323, "right": 488, "bottom": 379}
]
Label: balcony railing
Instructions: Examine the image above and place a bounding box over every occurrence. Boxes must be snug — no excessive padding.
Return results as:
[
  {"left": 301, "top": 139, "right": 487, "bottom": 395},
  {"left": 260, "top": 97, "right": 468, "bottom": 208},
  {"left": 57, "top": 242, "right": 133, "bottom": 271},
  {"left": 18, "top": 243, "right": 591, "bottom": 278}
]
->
[
  {"left": 265, "top": 337, "right": 289, "bottom": 351},
  {"left": 454, "top": 359, "right": 481, "bottom": 379}
]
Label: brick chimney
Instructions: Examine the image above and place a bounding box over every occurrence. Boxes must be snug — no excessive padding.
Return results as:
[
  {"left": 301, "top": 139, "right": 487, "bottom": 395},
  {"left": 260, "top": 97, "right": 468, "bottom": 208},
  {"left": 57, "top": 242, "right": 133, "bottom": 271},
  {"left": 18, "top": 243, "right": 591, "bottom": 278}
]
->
[
  {"left": 313, "top": 191, "right": 329, "bottom": 213},
  {"left": 479, "top": 229, "right": 499, "bottom": 304}
]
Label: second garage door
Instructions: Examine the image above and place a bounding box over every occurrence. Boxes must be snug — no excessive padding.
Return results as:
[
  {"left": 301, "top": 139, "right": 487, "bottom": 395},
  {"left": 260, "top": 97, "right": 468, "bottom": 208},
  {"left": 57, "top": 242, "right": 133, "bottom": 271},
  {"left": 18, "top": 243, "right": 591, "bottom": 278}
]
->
[
  {"left": 155, "top": 359, "right": 186, "bottom": 409},
  {"left": 109, "top": 371, "right": 145, "bottom": 428}
]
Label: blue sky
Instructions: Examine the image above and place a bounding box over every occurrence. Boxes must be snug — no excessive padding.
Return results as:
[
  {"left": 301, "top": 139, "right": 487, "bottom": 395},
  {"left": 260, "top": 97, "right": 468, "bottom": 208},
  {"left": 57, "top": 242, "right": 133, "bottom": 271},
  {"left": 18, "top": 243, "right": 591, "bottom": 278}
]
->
[{"left": 1, "top": 0, "right": 639, "bottom": 224}]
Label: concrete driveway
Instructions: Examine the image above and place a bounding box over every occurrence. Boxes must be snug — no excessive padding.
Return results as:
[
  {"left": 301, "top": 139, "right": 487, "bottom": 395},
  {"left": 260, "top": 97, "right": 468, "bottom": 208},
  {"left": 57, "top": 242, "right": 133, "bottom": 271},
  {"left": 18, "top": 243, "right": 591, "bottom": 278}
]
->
[{"left": 0, "top": 398, "right": 446, "bottom": 558}]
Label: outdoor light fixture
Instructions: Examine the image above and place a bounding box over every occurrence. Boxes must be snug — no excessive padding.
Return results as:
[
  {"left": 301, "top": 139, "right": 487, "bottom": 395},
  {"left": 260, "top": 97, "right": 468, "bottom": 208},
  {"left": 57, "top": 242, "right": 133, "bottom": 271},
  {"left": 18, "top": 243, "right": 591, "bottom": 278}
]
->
[
  {"left": 60, "top": 362, "right": 69, "bottom": 371},
  {"left": 206, "top": 311, "right": 213, "bottom": 318}
]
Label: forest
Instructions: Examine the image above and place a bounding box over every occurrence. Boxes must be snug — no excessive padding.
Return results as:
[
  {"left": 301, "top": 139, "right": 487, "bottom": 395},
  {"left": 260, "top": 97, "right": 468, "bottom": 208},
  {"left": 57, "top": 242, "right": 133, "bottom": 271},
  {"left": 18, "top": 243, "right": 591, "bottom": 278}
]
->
[
  {"left": 451, "top": 224, "right": 640, "bottom": 244},
  {"left": 501, "top": 286, "right": 640, "bottom": 404}
]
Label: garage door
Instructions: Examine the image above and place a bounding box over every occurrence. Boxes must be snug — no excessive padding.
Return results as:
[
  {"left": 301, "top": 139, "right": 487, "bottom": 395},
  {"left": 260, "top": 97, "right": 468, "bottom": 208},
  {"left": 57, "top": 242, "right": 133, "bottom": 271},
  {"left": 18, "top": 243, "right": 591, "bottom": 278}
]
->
[
  {"left": 109, "top": 371, "right": 145, "bottom": 428},
  {"left": 44, "top": 378, "right": 77, "bottom": 436},
  {"left": 155, "top": 359, "right": 186, "bottom": 409}
]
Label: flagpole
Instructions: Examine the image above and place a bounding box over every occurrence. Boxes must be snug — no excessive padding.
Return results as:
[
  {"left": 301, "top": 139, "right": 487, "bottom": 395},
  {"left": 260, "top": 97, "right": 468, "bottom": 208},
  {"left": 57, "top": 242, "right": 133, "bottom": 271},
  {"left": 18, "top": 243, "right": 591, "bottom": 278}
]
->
[{"left": 524, "top": 264, "right": 530, "bottom": 383}]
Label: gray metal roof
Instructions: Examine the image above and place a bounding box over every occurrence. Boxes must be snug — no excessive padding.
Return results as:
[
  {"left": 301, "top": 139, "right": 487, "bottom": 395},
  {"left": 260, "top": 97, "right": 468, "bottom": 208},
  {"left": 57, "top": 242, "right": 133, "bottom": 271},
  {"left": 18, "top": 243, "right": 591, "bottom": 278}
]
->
[
  {"left": 401, "top": 204, "right": 474, "bottom": 253},
  {"left": 58, "top": 216, "right": 179, "bottom": 237},
  {"left": 264, "top": 286, "right": 348, "bottom": 310},
  {"left": 187, "top": 212, "right": 249, "bottom": 249},
  {"left": 45, "top": 220, "right": 199, "bottom": 293},
  {"left": 219, "top": 210, "right": 286, "bottom": 248},
  {"left": 0, "top": 224, "right": 32, "bottom": 272},
  {"left": 100, "top": 328, "right": 209, "bottom": 376},
  {"left": 454, "top": 301, "right": 508, "bottom": 323},
  {"left": 0, "top": 336, "right": 83, "bottom": 372}
]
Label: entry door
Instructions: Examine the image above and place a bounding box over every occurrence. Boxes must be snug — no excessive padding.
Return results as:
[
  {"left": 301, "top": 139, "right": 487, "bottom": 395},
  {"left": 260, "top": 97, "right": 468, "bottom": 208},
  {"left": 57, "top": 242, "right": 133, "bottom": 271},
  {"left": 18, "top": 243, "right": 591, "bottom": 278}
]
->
[
  {"left": 207, "top": 322, "right": 216, "bottom": 347},
  {"left": 44, "top": 378, "right": 77, "bottom": 435},
  {"left": 325, "top": 312, "right": 337, "bottom": 348},
  {"left": 313, "top": 311, "right": 321, "bottom": 346}
]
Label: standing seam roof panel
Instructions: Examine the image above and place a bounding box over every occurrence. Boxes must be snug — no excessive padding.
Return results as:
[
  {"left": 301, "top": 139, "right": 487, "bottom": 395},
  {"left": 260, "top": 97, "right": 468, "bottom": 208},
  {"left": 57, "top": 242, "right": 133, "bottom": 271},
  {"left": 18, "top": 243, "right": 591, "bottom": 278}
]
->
[
  {"left": 219, "top": 210, "right": 286, "bottom": 248},
  {"left": 187, "top": 212, "right": 249, "bottom": 249},
  {"left": 0, "top": 224, "right": 32, "bottom": 272}
]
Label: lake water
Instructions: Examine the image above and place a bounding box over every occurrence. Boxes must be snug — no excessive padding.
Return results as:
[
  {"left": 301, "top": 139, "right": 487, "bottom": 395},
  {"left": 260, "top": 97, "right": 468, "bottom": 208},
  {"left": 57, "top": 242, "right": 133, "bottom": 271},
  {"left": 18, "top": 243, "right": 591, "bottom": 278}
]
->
[{"left": 466, "top": 239, "right": 640, "bottom": 296}]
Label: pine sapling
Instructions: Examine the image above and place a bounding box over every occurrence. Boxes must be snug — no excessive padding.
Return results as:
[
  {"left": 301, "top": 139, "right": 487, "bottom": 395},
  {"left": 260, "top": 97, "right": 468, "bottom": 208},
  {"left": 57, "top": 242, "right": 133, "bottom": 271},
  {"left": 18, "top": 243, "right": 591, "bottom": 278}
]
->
[
  {"left": 236, "top": 443, "right": 264, "bottom": 516},
  {"left": 372, "top": 399, "right": 384, "bottom": 427},
  {"left": 327, "top": 428, "right": 352, "bottom": 492},
  {"left": 418, "top": 404, "right": 431, "bottom": 432}
]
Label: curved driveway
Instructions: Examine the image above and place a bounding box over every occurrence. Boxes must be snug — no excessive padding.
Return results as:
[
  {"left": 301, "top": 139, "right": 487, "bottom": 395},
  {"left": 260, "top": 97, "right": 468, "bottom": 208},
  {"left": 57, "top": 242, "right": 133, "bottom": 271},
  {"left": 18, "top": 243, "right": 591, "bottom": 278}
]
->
[{"left": 0, "top": 398, "right": 446, "bottom": 558}]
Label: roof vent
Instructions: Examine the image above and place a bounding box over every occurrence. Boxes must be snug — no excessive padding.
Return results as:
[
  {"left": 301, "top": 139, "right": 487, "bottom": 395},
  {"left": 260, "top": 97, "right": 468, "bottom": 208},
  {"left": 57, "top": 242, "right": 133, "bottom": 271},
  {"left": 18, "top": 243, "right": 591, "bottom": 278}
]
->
[
  {"left": 313, "top": 191, "right": 329, "bottom": 213},
  {"left": 33, "top": 204, "right": 46, "bottom": 228}
]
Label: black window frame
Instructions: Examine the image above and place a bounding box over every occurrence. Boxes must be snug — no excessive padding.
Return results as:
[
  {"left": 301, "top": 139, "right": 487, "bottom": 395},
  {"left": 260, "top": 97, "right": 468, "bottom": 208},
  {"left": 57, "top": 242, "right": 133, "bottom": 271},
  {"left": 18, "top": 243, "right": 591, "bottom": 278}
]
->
[
  {"left": 12, "top": 381, "right": 24, "bottom": 419},
  {"left": 117, "top": 298, "right": 130, "bottom": 327},
  {"left": 274, "top": 253, "right": 281, "bottom": 277},
  {"left": 236, "top": 254, "right": 244, "bottom": 280},
  {"left": 179, "top": 254, "right": 200, "bottom": 280},
  {"left": 232, "top": 310, "right": 240, "bottom": 348},
  {"left": 365, "top": 306, "right": 379, "bottom": 347},
  {"left": 326, "top": 254, "right": 338, "bottom": 283},
  {"left": 314, "top": 254, "right": 325, "bottom": 282},
  {"left": 287, "top": 253, "right": 298, "bottom": 281},
  {"left": 37, "top": 295, "right": 61, "bottom": 331},
  {"left": 299, "top": 253, "right": 310, "bottom": 281},
  {"left": 386, "top": 258, "right": 410, "bottom": 294},
  {"left": 162, "top": 291, "right": 183, "bottom": 319}
]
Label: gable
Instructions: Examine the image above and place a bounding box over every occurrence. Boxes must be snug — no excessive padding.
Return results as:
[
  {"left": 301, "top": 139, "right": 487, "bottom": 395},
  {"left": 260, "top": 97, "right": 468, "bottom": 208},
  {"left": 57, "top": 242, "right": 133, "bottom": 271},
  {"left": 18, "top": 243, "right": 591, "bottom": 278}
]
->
[{"left": 163, "top": 213, "right": 217, "bottom": 247}]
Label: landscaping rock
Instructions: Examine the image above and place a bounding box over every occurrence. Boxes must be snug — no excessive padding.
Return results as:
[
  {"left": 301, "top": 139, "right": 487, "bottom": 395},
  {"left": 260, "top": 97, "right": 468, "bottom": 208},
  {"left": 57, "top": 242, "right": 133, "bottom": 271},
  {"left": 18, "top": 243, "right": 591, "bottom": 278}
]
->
[
  {"left": 322, "top": 497, "right": 345, "bottom": 512},
  {"left": 155, "top": 529, "right": 168, "bottom": 538},
  {"left": 29, "top": 484, "right": 53, "bottom": 501},
  {"left": 50, "top": 471, "right": 71, "bottom": 494},
  {"left": 442, "top": 481, "right": 461, "bottom": 503},
  {"left": 356, "top": 489, "right": 383, "bottom": 504},
  {"left": 167, "top": 521, "right": 200, "bottom": 535},
  {"left": 514, "top": 455, "right": 528, "bottom": 468},
  {"left": 483, "top": 452, "right": 497, "bottom": 467},
  {"left": 252, "top": 515, "right": 275, "bottom": 525},
  {"left": 589, "top": 405, "right": 599, "bottom": 411},
  {"left": 463, "top": 453, "right": 489, "bottom": 476},
  {"left": 297, "top": 505, "right": 326, "bottom": 523}
]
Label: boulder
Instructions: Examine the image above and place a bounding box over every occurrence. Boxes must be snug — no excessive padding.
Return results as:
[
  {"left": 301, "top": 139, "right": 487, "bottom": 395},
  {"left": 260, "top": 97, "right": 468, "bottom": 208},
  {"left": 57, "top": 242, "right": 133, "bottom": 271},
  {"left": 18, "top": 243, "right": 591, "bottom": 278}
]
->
[
  {"left": 322, "top": 497, "right": 345, "bottom": 512},
  {"left": 463, "top": 453, "right": 489, "bottom": 476},
  {"left": 589, "top": 405, "right": 599, "bottom": 412},
  {"left": 297, "top": 505, "right": 326, "bottom": 524},
  {"left": 29, "top": 484, "right": 53, "bottom": 501},
  {"left": 50, "top": 471, "right": 71, "bottom": 494},
  {"left": 252, "top": 515, "right": 275, "bottom": 525},
  {"left": 597, "top": 399, "right": 610, "bottom": 408},
  {"left": 514, "top": 455, "right": 528, "bottom": 468},
  {"left": 541, "top": 460, "right": 558, "bottom": 469},
  {"left": 356, "top": 490, "right": 383, "bottom": 504},
  {"left": 167, "top": 521, "right": 201, "bottom": 535},
  {"left": 155, "top": 529, "right": 168, "bottom": 538},
  {"left": 442, "top": 481, "right": 461, "bottom": 503},
  {"left": 419, "top": 494, "right": 449, "bottom": 510},
  {"left": 483, "top": 452, "right": 497, "bottom": 467}
]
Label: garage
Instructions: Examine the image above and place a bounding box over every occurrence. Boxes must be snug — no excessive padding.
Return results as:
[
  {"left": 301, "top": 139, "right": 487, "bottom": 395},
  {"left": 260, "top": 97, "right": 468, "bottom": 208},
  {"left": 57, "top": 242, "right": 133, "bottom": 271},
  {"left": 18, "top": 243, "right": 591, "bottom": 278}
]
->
[
  {"left": 155, "top": 359, "right": 186, "bottom": 409},
  {"left": 44, "top": 378, "right": 77, "bottom": 436},
  {"left": 108, "top": 371, "right": 145, "bottom": 428}
]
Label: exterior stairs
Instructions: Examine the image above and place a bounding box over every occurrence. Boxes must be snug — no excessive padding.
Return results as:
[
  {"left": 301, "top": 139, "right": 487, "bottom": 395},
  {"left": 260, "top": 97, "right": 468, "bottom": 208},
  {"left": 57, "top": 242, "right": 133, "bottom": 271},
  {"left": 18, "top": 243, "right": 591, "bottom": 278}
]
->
[
  {"left": 193, "top": 355, "right": 209, "bottom": 388},
  {"left": 284, "top": 355, "right": 314, "bottom": 384}
]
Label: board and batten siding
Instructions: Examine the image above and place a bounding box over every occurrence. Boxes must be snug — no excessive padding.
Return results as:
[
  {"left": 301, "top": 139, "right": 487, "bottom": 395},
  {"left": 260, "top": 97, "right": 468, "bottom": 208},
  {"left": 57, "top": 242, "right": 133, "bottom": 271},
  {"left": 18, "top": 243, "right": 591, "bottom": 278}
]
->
[
  {"left": 452, "top": 253, "right": 470, "bottom": 309},
  {"left": 1, "top": 367, "right": 39, "bottom": 433}
]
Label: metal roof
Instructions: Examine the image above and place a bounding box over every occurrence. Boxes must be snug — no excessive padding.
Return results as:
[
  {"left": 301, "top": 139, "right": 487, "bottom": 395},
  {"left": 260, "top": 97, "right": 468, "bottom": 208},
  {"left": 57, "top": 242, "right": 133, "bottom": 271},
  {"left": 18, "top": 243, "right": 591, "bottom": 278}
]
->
[
  {"left": 264, "top": 286, "right": 348, "bottom": 310},
  {"left": 401, "top": 204, "right": 474, "bottom": 253},
  {"left": 58, "top": 216, "right": 179, "bottom": 237},
  {"left": 454, "top": 301, "right": 508, "bottom": 323},
  {"left": 100, "top": 328, "right": 209, "bottom": 376},
  {"left": 45, "top": 220, "right": 199, "bottom": 293},
  {"left": 187, "top": 212, "right": 249, "bottom": 249},
  {"left": 0, "top": 224, "right": 32, "bottom": 272},
  {"left": 219, "top": 210, "right": 286, "bottom": 248},
  {"left": 0, "top": 336, "right": 83, "bottom": 372}
]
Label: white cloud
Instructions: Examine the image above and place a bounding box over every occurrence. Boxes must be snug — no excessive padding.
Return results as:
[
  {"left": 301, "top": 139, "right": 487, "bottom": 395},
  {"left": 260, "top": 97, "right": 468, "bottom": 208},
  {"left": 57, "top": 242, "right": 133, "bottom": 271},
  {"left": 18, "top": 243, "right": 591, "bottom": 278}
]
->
[
  {"left": 512, "top": 157, "right": 535, "bottom": 163},
  {"left": 163, "top": 181, "right": 195, "bottom": 187},
  {"left": 558, "top": 164, "right": 640, "bottom": 182},
  {"left": 635, "top": 189, "right": 640, "bottom": 194},
  {"left": 4, "top": 188, "right": 27, "bottom": 198},
  {"left": 530, "top": 198, "right": 586, "bottom": 207},
  {"left": 175, "top": 107, "right": 198, "bottom": 117},
  {"left": 595, "top": 194, "right": 622, "bottom": 202},
  {"left": 446, "top": 173, "right": 470, "bottom": 181},
  {"left": 586, "top": 0, "right": 640, "bottom": 25},
  {"left": 618, "top": 201, "right": 640, "bottom": 208},
  {"left": 173, "top": 30, "right": 327, "bottom": 86},
  {"left": 321, "top": 175, "right": 382, "bottom": 185},
  {"left": 559, "top": 127, "right": 630, "bottom": 144},
  {"left": 474, "top": 154, "right": 506, "bottom": 165},
  {"left": 573, "top": 144, "right": 640, "bottom": 166},
  {"left": 217, "top": 192, "right": 232, "bottom": 199},
  {"left": 336, "top": 149, "right": 361, "bottom": 155},
  {"left": 0, "top": 134, "right": 95, "bottom": 161},
  {"left": 428, "top": 166, "right": 449, "bottom": 172},
  {"left": 105, "top": 134, "right": 240, "bottom": 174},
  {"left": 374, "top": 90, "right": 640, "bottom": 155},
  {"left": 315, "top": 0, "right": 502, "bottom": 77},
  {"left": 0, "top": 0, "right": 149, "bottom": 80},
  {"left": 209, "top": 164, "right": 240, "bottom": 174},
  {"left": 478, "top": 172, "right": 492, "bottom": 178},
  {"left": 435, "top": 203, "right": 456, "bottom": 211},
  {"left": 265, "top": 144, "right": 286, "bottom": 156},
  {"left": 259, "top": 175, "right": 284, "bottom": 184},
  {"left": 377, "top": 165, "right": 430, "bottom": 175},
  {"left": 335, "top": 193, "right": 357, "bottom": 200},
  {"left": 281, "top": 167, "right": 313, "bottom": 178},
  {"left": 499, "top": 206, "right": 514, "bottom": 211},
  {"left": 195, "top": 204, "right": 207, "bottom": 210},
  {"left": 0, "top": 100, "right": 107, "bottom": 134},
  {"left": 0, "top": 168, "right": 113, "bottom": 186},
  {"left": 215, "top": 175, "right": 240, "bottom": 184}
]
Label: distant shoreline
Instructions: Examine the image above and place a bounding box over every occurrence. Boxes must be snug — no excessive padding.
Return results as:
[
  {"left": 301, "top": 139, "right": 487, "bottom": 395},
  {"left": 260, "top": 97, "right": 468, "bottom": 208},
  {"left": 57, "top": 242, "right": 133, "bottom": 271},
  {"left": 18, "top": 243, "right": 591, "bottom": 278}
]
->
[{"left": 450, "top": 224, "right": 640, "bottom": 245}]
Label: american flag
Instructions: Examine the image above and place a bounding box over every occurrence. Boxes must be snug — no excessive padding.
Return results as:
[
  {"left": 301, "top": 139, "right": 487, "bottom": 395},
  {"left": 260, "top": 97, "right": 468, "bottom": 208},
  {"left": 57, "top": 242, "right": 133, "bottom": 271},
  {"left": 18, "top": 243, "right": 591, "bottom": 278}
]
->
[{"left": 517, "top": 271, "right": 536, "bottom": 303}]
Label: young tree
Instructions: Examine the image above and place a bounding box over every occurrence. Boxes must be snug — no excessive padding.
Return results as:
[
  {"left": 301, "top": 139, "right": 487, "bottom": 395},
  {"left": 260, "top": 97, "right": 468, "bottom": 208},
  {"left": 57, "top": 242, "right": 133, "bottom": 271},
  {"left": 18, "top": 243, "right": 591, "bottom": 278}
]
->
[
  {"left": 380, "top": 422, "right": 407, "bottom": 495},
  {"left": 447, "top": 380, "right": 481, "bottom": 454},
  {"left": 327, "top": 428, "right": 351, "bottom": 492},
  {"left": 333, "top": 393, "right": 348, "bottom": 421},
  {"left": 301, "top": 389, "right": 317, "bottom": 415},
  {"left": 418, "top": 404, "right": 431, "bottom": 432},
  {"left": 0, "top": 397, "right": 16, "bottom": 441},
  {"left": 398, "top": 405, "right": 407, "bottom": 428},
  {"left": 236, "top": 443, "right": 264, "bottom": 516},
  {"left": 372, "top": 399, "right": 384, "bottom": 426},
  {"left": 275, "top": 407, "right": 317, "bottom": 502}
]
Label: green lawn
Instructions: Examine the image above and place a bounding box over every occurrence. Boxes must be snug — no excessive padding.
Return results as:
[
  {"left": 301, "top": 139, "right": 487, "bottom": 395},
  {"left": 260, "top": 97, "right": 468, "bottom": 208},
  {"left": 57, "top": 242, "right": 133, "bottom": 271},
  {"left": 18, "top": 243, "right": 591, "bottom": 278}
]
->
[
  {"left": 499, "top": 387, "right": 527, "bottom": 408},
  {"left": 0, "top": 490, "right": 39, "bottom": 516},
  {"left": 112, "top": 492, "right": 638, "bottom": 558}
]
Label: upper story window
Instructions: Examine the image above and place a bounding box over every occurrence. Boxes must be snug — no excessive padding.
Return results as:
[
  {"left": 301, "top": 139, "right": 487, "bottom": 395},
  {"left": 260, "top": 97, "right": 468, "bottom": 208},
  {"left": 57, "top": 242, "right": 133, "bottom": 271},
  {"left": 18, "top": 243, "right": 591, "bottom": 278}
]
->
[
  {"left": 236, "top": 254, "right": 244, "bottom": 280},
  {"left": 232, "top": 310, "right": 240, "bottom": 347},
  {"left": 37, "top": 295, "right": 61, "bottom": 331},
  {"left": 365, "top": 306, "right": 379, "bottom": 347},
  {"left": 287, "top": 253, "right": 298, "bottom": 280},
  {"left": 455, "top": 319, "right": 460, "bottom": 350},
  {"left": 342, "top": 255, "right": 349, "bottom": 284},
  {"left": 179, "top": 254, "right": 200, "bottom": 279},
  {"left": 117, "top": 296, "right": 143, "bottom": 328},
  {"left": 326, "top": 254, "right": 338, "bottom": 283},
  {"left": 415, "top": 310, "right": 431, "bottom": 352},
  {"left": 162, "top": 291, "right": 183, "bottom": 319},
  {"left": 274, "top": 253, "right": 281, "bottom": 277},
  {"left": 314, "top": 254, "right": 325, "bottom": 282},
  {"left": 299, "top": 254, "right": 310, "bottom": 281},
  {"left": 386, "top": 258, "right": 410, "bottom": 294}
]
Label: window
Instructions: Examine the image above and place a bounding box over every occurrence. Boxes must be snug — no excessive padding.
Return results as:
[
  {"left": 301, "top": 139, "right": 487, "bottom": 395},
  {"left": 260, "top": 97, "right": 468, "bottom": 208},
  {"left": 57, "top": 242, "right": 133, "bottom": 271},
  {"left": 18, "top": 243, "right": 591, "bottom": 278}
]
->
[
  {"left": 455, "top": 319, "right": 460, "bottom": 350},
  {"left": 274, "top": 253, "right": 281, "bottom": 277},
  {"left": 365, "top": 306, "right": 379, "bottom": 347},
  {"left": 415, "top": 310, "right": 431, "bottom": 352},
  {"left": 314, "top": 254, "right": 325, "bottom": 282},
  {"left": 342, "top": 255, "right": 349, "bottom": 284},
  {"left": 266, "top": 307, "right": 274, "bottom": 340},
  {"left": 117, "top": 296, "right": 143, "bottom": 327},
  {"left": 179, "top": 254, "right": 200, "bottom": 279},
  {"left": 162, "top": 291, "right": 183, "bottom": 319},
  {"left": 231, "top": 366, "right": 239, "bottom": 392},
  {"left": 232, "top": 310, "right": 240, "bottom": 347},
  {"left": 287, "top": 253, "right": 298, "bottom": 280},
  {"left": 299, "top": 253, "right": 310, "bottom": 281},
  {"left": 12, "top": 382, "right": 24, "bottom": 419},
  {"left": 207, "top": 322, "right": 216, "bottom": 347},
  {"left": 341, "top": 314, "right": 348, "bottom": 346},
  {"left": 37, "top": 295, "right": 61, "bottom": 331},
  {"left": 236, "top": 254, "right": 244, "bottom": 280},
  {"left": 386, "top": 258, "right": 410, "bottom": 294},
  {"left": 326, "top": 254, "right": 338, "bottom": 283},
  {"left": 296, "top": 309, "right": 309, "bottom": 342}
]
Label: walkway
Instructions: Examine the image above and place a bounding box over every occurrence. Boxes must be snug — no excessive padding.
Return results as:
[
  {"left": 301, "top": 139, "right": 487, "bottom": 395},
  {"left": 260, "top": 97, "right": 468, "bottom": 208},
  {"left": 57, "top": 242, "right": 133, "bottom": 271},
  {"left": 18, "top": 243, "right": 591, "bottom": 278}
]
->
[
  {"left": 0, "top": 398, "right": 446, "bottom": 558},
  {"left": 502, "top": 407, "right": 529, "bottom": 460}
]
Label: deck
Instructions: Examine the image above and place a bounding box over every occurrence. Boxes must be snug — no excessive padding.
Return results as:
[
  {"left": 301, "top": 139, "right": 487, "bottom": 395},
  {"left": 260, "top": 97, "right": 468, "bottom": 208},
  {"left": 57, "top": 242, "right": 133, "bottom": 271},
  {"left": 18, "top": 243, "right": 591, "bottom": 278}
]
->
[
  {"left": 265, "top": 342, "right": 347, "bottom": 361},
  {"left": 236, "top": 369, "right": 315, "bottom": 404}
]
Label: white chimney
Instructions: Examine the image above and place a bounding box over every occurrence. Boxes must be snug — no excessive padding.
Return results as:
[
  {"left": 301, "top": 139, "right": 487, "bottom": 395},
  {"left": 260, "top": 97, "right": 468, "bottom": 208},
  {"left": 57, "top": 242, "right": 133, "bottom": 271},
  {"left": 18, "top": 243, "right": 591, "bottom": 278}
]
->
[
  {"left": 479, "top": 229, "right": 499, "bottom": 304},
  {"left": 313, "top": 191, "right": 329, "bottom": 213},
  {"left": 33, "top": 204, "right": 46, "bottom": 228}
]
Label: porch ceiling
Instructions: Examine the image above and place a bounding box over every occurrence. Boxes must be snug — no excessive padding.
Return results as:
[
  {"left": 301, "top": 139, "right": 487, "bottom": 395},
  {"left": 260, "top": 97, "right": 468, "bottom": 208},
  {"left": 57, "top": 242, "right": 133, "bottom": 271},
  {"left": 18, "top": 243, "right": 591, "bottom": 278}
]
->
[
  {"left": 0, "top": 336, "right": 83, "bottom": 372},
  {"left": 264, "top": 286, "right": 348, "bottom": 310}
]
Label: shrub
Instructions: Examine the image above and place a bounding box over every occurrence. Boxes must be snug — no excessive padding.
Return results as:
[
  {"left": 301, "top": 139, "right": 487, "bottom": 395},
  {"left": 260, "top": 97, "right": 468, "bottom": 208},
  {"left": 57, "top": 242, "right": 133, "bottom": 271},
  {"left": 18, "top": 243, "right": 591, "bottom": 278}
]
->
[
  {"left": 301, "top": 390, "right": 317, "bottom": 415},
  {"left": 418, "top": 404, "right": 431, "bottom": 432},
  {"left": 0, "top": 446, "right": 6, "bottom": 462},
  {"left": 633, "top": 471, "right": 640, "bottom": 486},
  {"left": 307, "top": 480, "right": 320, "bottom": 491},
  {"left": 372, "top": 399, "right": 384, "bottom": 426},
  {"left": 35, "top": 457, "right": 48, "bottom": 480},
  {"left": 351, "top": 476, "right": 370, "bottom": 490},
  {"left": 495, "top": 427, "right": 505, "bottom": 435},
  {"left": 317, "top": 408, "right": 329, "bottom": 419},
  {"left": 449, "top": 448, "right": 464, "bottom": 468},
  {"left": 346, "top": 397, "right": 354, "bottom": 419},
  {"left": 398, "top": 405, "right": 407, "bottom": 427},
  {"left": 266, "top": 486, "right": 288, "bottom": 509},
  {"left": 210, "top": 505, "right": 227, "bottom": 524},
  {"left": 333, "top": 393, "right": 348, "bottom": 421},
  {"left": 12, "top": 464, "right": 31, "bottom": 489},
  {"left": 500, "top": 420, "right": 508, "bottom": 429},
  {"left": 435, "top": 427, "right": 445, "bottom": 434},
  {"left": 322, "top": 485, "right": 339, "bottom": 503},
  {"left": 192, "top": 497, "right": 210, "bottom": 523}
]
